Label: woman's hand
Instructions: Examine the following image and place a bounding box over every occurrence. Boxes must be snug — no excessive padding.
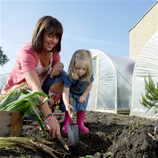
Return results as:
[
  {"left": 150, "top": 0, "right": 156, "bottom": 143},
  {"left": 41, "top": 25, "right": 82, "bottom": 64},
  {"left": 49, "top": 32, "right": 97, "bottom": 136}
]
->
[
  {"left": 79, "top": 95, "right": 86, "bottom": 104},
  {"left": 44, "top": 117, "right": 61, "bottom": 140},
  {"left": 50, "top": 62, "right": 63, "bottom": 78},
  {"left": 24, "top": 71, "right": 61, "bottom": 140}
]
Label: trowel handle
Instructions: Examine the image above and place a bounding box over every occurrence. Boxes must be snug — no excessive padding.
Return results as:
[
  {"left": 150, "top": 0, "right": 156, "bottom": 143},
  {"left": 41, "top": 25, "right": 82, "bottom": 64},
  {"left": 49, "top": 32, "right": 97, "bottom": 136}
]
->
[{"left": 69, "top": 97, "right": 74, "bottom": 118}]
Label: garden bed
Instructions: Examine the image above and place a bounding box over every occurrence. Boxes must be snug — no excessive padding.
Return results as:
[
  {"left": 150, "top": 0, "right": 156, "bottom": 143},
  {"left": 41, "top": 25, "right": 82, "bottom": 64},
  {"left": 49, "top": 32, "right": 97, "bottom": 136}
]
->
[{"left": 0, "top": 108, "right": 158, "bottom": 158}]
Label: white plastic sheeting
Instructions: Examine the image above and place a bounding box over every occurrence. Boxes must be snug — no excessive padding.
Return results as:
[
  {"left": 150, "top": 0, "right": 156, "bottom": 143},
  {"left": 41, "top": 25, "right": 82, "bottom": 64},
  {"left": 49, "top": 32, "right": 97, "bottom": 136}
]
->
[
  {"left": 0, "top": 73, "right": 9, "bottom": 93},
  {"left": 131, "top": 31, "right": 158, "bottom": 117},
  {"left": 87, "top": 49, "right": 135, "bottom": 113}
]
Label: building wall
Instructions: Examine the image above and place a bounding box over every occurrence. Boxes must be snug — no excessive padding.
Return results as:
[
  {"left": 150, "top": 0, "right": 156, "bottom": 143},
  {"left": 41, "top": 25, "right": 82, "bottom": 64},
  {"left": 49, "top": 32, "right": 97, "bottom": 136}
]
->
[{"left": 129, "top": 1, "right": 158, "bottom": 60}]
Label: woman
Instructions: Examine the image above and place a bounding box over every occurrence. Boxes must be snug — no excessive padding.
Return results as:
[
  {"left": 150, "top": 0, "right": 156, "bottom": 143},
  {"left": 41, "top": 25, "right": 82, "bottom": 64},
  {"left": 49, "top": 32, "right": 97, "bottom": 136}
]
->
[{"left": 1, "top": 16, "right": 66, "bottom": 140}]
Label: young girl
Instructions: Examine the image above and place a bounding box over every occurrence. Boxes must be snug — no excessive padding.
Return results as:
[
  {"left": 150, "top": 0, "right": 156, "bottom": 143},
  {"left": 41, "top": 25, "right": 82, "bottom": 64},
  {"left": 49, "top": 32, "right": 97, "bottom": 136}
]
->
[{"left": 62, "top": 49, "right": 94, "bottom": 133}]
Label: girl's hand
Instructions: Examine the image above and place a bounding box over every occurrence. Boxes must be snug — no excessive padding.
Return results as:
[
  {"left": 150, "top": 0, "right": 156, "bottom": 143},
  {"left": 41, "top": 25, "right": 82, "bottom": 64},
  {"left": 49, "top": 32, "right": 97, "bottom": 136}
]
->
[
  {"left": 50, "top": 62, "right": 63, "bottom": 78},
  {"left": 44, "top": 117, "right": 61, "bottom": 140},
  {"left": 65, "top": 103, "right": 74, "bottom": 117},
  {"left": 79, "top": 96, "right": 86, "bottom": 104}
]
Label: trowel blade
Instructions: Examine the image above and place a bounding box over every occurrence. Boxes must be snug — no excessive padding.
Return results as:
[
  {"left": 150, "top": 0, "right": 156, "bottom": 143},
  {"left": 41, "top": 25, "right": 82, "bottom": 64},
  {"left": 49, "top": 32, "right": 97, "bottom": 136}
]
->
[{"left": 67, "top": 124, "right": 79, "bottom": 146}]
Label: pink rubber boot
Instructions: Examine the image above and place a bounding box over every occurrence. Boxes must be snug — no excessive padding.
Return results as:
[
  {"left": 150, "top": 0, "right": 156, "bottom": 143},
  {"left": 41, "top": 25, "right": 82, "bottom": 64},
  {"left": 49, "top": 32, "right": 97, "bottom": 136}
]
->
[
  {"left": 61, "top": 112, "right": 71, "bottom": 133},
  {"left": 77, "top": 111, "right": 89, "bottom": 133}
]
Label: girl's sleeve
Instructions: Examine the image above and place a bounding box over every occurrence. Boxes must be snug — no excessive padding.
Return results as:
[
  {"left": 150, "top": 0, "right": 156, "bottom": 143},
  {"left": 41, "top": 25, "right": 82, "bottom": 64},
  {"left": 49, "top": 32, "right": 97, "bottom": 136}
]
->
[
  {"left": 64, "top": 76, "right": 72, "bottom": 88},
  {"left": 52, "top": 52, "right": 61, "bottom": 66},
  {"left": 90, "top": 74, "right": 94, "bottom": 82}
]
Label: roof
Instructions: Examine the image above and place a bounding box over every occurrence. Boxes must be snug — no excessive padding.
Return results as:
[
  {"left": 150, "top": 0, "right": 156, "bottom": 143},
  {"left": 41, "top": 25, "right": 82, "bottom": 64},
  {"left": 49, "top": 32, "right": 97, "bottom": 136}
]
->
[{"left": 129, "top": 1, "right": 158, "bottom": 32}]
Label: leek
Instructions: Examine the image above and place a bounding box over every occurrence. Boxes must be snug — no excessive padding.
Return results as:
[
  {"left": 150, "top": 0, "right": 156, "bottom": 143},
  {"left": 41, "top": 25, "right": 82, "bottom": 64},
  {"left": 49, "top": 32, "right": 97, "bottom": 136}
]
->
[{"left": 0, "top": 89, "right": 49, "bottom": 134}]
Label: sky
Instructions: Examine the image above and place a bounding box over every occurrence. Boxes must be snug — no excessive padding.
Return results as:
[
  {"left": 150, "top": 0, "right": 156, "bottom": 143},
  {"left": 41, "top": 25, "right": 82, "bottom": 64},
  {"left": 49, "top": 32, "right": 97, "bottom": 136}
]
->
[{"left": 0, "top": 0, "right": 157, "bottom": 74}]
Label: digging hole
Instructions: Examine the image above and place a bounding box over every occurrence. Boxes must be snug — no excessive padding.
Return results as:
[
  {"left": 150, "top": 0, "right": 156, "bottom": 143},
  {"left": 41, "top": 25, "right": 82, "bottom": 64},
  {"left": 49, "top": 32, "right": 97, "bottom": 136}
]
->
[{"left": 62, "top": 132, "right": 113, "bottom": 157}]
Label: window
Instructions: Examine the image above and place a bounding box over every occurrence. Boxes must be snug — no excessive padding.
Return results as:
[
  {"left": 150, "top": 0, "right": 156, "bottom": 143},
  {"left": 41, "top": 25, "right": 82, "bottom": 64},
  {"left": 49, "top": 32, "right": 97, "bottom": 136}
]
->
[{"left": 92, "top": 58, "right": 97, "bottom": 77}]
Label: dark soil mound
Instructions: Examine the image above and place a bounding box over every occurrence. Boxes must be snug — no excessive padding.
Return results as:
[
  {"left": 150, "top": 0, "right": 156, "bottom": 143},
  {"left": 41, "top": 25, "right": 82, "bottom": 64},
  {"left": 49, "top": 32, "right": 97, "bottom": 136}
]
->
[{"left": 0, "top": 110, "right": 158, "bottom": 158}]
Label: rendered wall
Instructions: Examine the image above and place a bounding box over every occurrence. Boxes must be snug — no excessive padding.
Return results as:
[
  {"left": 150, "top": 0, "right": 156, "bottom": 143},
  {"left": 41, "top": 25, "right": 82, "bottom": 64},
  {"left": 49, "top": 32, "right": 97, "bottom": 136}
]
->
[{"left": 129, "top": 1, "right": 158, "bottom": 60}]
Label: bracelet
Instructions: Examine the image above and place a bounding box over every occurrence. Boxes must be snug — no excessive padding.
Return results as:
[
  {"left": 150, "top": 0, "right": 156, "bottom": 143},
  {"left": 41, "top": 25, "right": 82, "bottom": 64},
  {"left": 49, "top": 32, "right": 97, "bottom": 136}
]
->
[
  {"left": 43, "top": 115, "right": 56, "bottom": 126},
  {"left": 43, "top": 113, "right": 54, "bottom": 121},
  {"left": 43, "top": 115, "right": 55, "bottom": 122}
]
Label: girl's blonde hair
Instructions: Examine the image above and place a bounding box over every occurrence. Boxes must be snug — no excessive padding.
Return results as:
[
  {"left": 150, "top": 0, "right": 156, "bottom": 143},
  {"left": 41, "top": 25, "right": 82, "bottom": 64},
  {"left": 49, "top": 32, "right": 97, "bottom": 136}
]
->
[{"left": 68, "top": 49, "right": 93, "bottom": 81}]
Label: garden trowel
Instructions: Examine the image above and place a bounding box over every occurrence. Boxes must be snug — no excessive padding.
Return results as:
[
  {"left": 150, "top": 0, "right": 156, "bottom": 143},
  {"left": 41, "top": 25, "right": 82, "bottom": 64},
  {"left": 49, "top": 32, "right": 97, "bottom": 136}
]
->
[{"left": 67, "top": 97, "right": 79, "bottom": 146}]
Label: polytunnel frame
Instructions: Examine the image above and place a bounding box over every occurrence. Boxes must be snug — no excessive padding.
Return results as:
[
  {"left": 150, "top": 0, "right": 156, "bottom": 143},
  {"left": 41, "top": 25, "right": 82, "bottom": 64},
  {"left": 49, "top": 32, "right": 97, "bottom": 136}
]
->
[
  {"left": 92, "top": 53, "right": 99, "bottom": 111},
  {"left": 88, "top": 49, "right": 118, "bottom": 113}
]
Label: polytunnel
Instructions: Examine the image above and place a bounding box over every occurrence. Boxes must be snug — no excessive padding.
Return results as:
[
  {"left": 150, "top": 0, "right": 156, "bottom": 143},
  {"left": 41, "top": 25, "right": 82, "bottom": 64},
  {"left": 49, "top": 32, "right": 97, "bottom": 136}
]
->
[
  {"left": 87, "top": 49, "right": 135, "bottom": 113},
  {"left": 0, "top": 73, "right": 9, "bottom": 93},
  {"left": 130, "top": 30, "right": 158, "bottom": 118}
]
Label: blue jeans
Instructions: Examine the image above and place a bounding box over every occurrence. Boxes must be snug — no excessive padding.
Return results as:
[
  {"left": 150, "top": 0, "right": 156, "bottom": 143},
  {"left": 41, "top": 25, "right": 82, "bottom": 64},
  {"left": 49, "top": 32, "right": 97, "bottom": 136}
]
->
[{"left": 42, "top": 70, "right": 67, "bottom": 94}]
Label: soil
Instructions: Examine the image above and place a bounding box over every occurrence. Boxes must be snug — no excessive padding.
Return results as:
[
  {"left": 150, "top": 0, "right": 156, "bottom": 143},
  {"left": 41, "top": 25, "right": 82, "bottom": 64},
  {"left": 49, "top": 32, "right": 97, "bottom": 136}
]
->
[{"left": 0, "top": 107, "right": 158, "bottom": 158}]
